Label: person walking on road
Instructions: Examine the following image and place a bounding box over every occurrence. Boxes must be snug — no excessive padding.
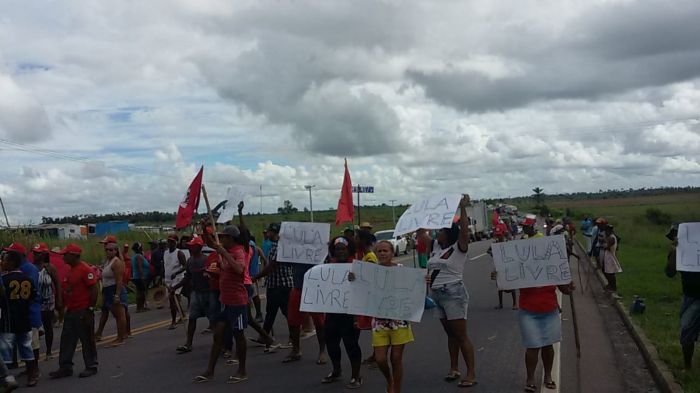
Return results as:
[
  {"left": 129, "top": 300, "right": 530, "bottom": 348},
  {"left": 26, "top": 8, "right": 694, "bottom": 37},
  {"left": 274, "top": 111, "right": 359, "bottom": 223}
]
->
[
  {"left": 195, "top": 221, "right": 250, "bottom": 384},
  {"left": 32, "top": 242, "right": 63, "bottom": 360},
  {"left": 664, "top": 224, "right": 700, "bottom": 370},
  {"left": 164, "top": 235, "right": 187, "bottom": 329},
  {"left": 416, "top": 229, "right": 429, "bottom": 268},
  {"left": 96, "top": 242, "right": 128, "bottom": 347},
  {"left": 424, "top": 194, "right": 476, "bottom": 388},
  {"left": 601, "top": 225, "right": 622, "bottom": 296},
  {"left": 321, "top": 236, "right": 363, "bottom": 389},
  {"left": 518, "top": 282, "right": 575, "bottom": 392},
  {"left": 1, "top": 247, "right": 39, "bottom": 388},
  {"left": 131, "top": 242, "right": 151, "bottom": 312},
  {"left": 351, "top": 240, "right": 414, "bottom": 393},
  {"left": 49, "top": 244, "right": 98, "bottom": 379}
]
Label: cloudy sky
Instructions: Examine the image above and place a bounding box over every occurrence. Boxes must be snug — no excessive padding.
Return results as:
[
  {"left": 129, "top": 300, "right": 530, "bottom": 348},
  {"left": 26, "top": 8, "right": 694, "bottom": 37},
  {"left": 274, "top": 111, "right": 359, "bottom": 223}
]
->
[{"left": 1, "top": 0, "right": 699, "bottom": 224}]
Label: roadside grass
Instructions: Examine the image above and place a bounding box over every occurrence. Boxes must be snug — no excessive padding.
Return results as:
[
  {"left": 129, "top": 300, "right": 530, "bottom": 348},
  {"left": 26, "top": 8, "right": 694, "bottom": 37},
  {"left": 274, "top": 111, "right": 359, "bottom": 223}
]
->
[{"left": 559, "top": 194, "right": 700, "bottom": 392}]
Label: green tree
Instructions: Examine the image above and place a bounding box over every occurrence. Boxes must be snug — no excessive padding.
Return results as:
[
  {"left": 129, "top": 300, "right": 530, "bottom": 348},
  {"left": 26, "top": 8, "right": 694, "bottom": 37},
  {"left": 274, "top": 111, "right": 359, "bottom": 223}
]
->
[
  {"left": 277, "top": 200, "right": 298, "bottom": 214},
  {"left": 532, "top": 187, "right": 545, "bottom": 206}
]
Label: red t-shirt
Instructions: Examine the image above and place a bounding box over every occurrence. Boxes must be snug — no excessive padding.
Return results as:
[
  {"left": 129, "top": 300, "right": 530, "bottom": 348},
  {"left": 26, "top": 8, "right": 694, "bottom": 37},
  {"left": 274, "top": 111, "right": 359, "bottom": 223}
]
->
[
  {"left": 218, "top": 245, "right": 248, "bottom": 306},
  {"left": 64, "top": 262, "right": 98, "bottom": 311},
  {"left": 416, "top": 237, "right": 428, "bottom": 253},
  {"left": 519, "top": 286, "right": 558, "bottom": 313},
  {"left": 243, "top": 247, "right": 252, "bottom": 285},
  {"left": 205, "top": 252, "right": 221, "bottom": 291}
]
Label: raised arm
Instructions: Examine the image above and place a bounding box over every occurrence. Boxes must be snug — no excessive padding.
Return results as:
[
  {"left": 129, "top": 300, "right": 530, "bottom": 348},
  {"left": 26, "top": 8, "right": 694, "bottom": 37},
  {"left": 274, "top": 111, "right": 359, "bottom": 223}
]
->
[{"left": 237, "top": 201, "right": 250, "bottom": 249}]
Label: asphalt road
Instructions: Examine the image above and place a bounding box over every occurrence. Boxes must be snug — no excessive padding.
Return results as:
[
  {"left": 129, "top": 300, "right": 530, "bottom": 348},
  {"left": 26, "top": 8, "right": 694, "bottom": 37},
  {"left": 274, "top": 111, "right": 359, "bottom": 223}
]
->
[{"left": 23, "top": 239, "right": 657, "bottom": 393}]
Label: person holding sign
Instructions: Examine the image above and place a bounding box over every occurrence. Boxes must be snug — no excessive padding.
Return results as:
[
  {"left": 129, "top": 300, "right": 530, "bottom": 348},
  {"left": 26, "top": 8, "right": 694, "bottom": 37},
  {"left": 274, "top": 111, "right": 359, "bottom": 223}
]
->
[
  {"left": 285, "top": 261, "right": 327, "bottom": 365},
  {"left": 321, "top": 236, "right": 363, "bottom": 389},
  {"left": 424, "top": 194, "right": 477, "bottom": 388},
  {"left": 350, "top": 240, "right": 413, "bottom": 393},
  {"left": 665, "top": 223, "right": 700, "bottom": 370}
]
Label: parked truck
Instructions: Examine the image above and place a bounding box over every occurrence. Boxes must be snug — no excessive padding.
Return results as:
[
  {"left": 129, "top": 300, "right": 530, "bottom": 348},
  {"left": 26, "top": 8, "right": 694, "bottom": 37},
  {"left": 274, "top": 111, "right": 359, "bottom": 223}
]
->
[{"left": 466, "top": 201, "right": 491, "bottom": 241}]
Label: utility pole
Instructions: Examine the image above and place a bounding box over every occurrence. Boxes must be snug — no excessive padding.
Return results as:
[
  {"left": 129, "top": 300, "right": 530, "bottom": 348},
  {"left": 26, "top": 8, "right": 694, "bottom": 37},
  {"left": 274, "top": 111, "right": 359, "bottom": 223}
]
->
[
  {"left": 259, "top": 185, "right": 263, "bottom": 214},
  {"left": 356, "top": 185, "right": 361, "bottom": 226},
  {"left": 304, "top": 185, "right": 316, "bottom": 222},
  {"left": 389, "top": 199, "right": 397, "bottom": 226},
  {"left": 0, "top": 196, "right": 10, "bottom": 228}
]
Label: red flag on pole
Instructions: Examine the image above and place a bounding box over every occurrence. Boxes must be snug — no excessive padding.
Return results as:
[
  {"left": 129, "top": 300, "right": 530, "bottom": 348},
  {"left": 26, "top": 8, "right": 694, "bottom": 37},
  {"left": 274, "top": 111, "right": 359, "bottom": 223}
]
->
[
  {"left": 176, "top": 165, "right": 204, "bottom": 230},
  {"left": 335, "top": 159, "right": 354, "bottom": 226}
]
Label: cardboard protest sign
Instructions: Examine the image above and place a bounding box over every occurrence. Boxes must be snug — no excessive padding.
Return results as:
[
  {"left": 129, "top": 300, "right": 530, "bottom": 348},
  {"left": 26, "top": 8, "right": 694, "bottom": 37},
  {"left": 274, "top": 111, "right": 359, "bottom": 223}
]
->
[
  {"left": 393, "top": 194, "right": 461, "bottom": 237},
  {"left": 300, "top": 263, "right": 352, "bottom": 314},
  {"left": 677, "top": 223, "right": 700, "bottom": 272},
  {"left": 277, "top": 222, "right": 330, "bottom": 264},
  {"left": 216, "top": 188, "right": 246, "bottom": 224},
  {"left": 492, "top": 235, "right": 572, "bottom": 290},
  {"left": 348, "top": 261, "right": 426, "bottom": 322}
]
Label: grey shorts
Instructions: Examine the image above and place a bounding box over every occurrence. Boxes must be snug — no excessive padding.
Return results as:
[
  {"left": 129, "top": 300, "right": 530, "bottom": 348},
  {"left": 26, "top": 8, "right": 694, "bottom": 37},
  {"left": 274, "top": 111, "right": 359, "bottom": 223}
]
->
[
  {"left": 430, "top": 281, "right": 469, "bottom": 320},
  {"left": 189, "top": 291, "right": 211, "bottom": 320}
]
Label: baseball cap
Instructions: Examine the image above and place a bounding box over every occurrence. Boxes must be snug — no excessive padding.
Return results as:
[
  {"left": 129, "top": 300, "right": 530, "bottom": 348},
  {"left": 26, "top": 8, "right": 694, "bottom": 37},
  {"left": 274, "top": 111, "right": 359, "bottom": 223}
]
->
[
  {"left": 218, "top": 225, "right": 241, "bottom": 238},
  {"left": 167, "top": 234, "right": 179, "bottom": 242},
  {"left": 99, "top": 235, "right": 117, "bottom": 244},
  {"left": 53, "top": 244, "right": 82, "bottom": 255},
  {"left": 32, "top": 242, "right": 50, "bottom": 253},
  {"left": 2, "top": 242, "right": 26, "bottom": 254},
  {"left": 187, "top": 236, "right": 205, "bottom": 247},
  {"left": 266, "top": 223, "right": 281, "bottom": 233}
]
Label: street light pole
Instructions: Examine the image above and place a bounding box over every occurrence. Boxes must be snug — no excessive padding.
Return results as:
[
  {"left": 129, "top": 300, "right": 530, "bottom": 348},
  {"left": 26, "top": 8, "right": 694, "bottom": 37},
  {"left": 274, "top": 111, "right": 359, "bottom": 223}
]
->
[
  {"left": 389, "top": 199, "right": 397, "bottom": 226},
  {"left": 304, "top": 185, "right": 316, "bottom": 222}
]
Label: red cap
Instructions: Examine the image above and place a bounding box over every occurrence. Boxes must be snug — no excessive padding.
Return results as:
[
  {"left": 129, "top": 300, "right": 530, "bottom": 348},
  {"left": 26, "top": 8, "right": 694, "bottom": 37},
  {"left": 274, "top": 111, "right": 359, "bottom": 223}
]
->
[
  {"left": 32, "top": 242, "right": 50, "bottom": 253},
  {"left": 167, "top": 234, "right": 179, "bottom": 242},
  {"left": 187, "top": 237, "right": 204, "bottom": 247},
  {"left": 53, "top": 244, "right": 82, "bottom": 255},
  {"left": 522, "top": 218, "right": 536, "bottom": 226},
  {"left": 2, "top": 242, "right": 26, "bottom": 254},
  {"left": 99, "top": 235, "right": 118, "bottom": 244}
]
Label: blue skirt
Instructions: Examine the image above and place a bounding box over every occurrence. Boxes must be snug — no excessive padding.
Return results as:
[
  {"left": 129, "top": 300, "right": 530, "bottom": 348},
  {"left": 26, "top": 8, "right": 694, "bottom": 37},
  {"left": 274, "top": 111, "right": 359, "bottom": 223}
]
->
[{"left": 518, "top": 309, "right": 561, "bottom": 348}]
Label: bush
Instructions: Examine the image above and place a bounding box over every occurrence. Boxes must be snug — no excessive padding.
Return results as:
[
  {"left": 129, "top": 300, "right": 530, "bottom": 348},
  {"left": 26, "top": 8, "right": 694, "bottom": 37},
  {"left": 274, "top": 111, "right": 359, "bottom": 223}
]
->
[{"left": 645, "top": 208, "right": 673, "bottom": 226}]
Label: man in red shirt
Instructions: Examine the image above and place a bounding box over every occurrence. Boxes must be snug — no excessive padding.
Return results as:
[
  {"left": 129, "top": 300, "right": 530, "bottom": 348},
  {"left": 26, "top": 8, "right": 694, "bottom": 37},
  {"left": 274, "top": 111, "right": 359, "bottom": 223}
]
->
[
  {"left": 195, "top": 222, "right": 250, "bottom": 384},
  {"left": 49, "top": 244, "right": 99, "bottom": 379}
]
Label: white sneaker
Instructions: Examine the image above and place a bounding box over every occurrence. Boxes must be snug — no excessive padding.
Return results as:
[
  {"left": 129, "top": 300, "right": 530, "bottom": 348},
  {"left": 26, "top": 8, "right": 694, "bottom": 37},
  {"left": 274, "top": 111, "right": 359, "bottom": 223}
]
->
[{"left": 4, "top": 375, "right": 19, "bottom": 391}]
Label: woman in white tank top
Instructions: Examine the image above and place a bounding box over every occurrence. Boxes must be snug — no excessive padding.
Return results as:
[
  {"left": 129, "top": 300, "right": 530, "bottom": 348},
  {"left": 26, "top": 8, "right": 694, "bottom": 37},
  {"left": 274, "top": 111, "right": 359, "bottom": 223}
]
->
[{"left": 95, "top": 243, "right": 128, "bottom": 347}]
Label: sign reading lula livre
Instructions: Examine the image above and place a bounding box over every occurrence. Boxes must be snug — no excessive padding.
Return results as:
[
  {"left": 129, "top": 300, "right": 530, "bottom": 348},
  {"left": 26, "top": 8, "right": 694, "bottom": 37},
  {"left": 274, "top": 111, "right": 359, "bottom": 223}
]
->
[
  {"left": 492, "top": 235, "right": 572, "bottom": 290},
  {"left": 676, "top": 223, "right": 700, "bottom": 272},
  {"left": 277, "top": 222, "right": 330, "bottom": 264},
  {"left": 348, "top": 261, "right": 425, "bottom": 322},
  {"left": 300, "top": 263, "right": 352, "bottom": 314},
  {"left": 393, "top": 194, "right": 461, "bottom": 237}
]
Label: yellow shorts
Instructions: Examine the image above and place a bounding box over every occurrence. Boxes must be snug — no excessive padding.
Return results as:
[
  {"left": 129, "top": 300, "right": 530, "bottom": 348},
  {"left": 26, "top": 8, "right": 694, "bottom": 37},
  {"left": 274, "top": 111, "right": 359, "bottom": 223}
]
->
[{"left": 372, "top": 327, "right": 414, "bottom": 347}]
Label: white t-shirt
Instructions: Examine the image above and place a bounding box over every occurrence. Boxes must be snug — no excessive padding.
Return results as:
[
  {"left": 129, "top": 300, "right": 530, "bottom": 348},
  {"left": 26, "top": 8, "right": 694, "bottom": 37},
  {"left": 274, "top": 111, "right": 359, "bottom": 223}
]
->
[
  {"left": 427, "top": 240, "right": 468, "bottom": 287},
  {"left": 164, "top": 248, "right": 185, "bottom": 286}
]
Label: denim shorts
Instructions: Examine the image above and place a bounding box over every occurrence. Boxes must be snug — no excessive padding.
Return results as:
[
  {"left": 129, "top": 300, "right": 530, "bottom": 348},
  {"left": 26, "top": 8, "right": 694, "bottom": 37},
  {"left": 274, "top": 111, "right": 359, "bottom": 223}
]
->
[
  {"left": 0, "top": 332, "right": 34, "bottom": 363},
  {"left": 518, "top": 309, "right": 562, "bottom": 348},
  {"left": 430, "top": 281, "right": 469, "bottom": 320},
  {"left": 102, "top": 285, "right": 128, "bottom": 311},
  {"left": 189, "top": 291, "right": 211, "bottom": 320}
]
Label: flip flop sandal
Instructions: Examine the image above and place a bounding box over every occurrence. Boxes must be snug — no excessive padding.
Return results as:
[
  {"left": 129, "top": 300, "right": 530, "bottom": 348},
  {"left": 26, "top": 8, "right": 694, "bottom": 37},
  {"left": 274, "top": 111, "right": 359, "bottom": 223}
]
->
[
  {"left": 282, "top": 354, "right": 302, "bottom": 363},
  {"left": 321, "top": 372, "right": 341, "bottom": 384},
  {"left": 458, "top": 380, "right": 478, "bottom": 388},
  {"left": 316, "top": 358, "right": 328, "bottom": 365},
  {"left": 105, "top": 341, "right": 125, "bottom": 348},
  {"left": 524, "top": 384, "right": 537, "bottom": 392},
  {"left": 222, "top": 351, "right": 233, "bottom": 359},
  {"left": 225, "top": 359, "right": 239, "bottom": 366},
  {"left": 345, "top": 377, "right": 363, "bottom": 389},
  {"left": 545, "top": 381, "right": 557, "bottom": 389},
  {"left": 264, "top": 344, "right": 280, "bottom": 354},
  {"left": 167, "top": 324, "right": 177, "bottom": 330},
  {"left": 193, "top": 375, "right": 211, "bottom": 383},
  {"left": 226, "top": 376, "right": 248, "bottom": 384},
  {"left": 444, "top": 371, "right": 461, "bottom": 381},
  {"left": 176, "top": 346, "right": 192, "bottom": 354}
]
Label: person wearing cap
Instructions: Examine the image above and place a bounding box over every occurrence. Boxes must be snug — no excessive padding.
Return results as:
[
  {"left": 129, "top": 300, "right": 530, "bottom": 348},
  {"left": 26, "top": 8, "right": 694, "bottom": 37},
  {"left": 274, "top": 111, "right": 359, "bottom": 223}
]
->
[
  {"left": 49, "top": 244, "right": 98, "bottom": 379},
  {"left": 32, "top": 243, "right": 63, "bottom": 360},
  {"left": 423, "top": 195, "right": 476, "bottom": 387},
  {"left": 172, "top": 236, "right": 211, "bottom": 354},
  {"left": 164, "top": 235, "right": 187, "bottom": 330},
  {"left": 130, "top": 242, "right": 151, "bottom": 312},
  {"left": 0, "top": 246, "right": 39, "bottom": 388},
  {"left": 253, "top": 222, "right": 295, "bottom": 351},
  {"left": 343, "top": 226, "right": 355, "bottom": 240},
  {"left": 6, "top": 243, "right": 43, "bottom": 379},
  {"left": 194, "top": 201, "right": 252, "bottom": 384},
  {"left": 665, "top": 224, "right": 700, "bottom": 370},
  {"left": 360, "top": 222, "right": 373, "bottom": 233},
  {"left": 95, "top": 241, "right": 128, "bottom": 347}
]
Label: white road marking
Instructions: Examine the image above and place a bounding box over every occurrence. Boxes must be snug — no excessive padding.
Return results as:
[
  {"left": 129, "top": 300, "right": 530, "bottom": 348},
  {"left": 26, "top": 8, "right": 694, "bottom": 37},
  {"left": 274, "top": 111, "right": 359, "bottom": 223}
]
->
[{"left": 470, "top": 252, "right": 488, "bottom": 261}]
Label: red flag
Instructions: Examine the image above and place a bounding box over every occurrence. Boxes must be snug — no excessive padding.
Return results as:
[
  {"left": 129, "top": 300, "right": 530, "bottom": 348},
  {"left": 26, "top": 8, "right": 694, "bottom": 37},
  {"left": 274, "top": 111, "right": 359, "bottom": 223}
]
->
[
  {"left": 492, "top": 210, "right": 500, "bottom": 226},
  {"left": 176, "top": 166, "right": 204, "bottom": 230},
  {"left": 335, "top": 159, "right": 354, "bottom": 226}
]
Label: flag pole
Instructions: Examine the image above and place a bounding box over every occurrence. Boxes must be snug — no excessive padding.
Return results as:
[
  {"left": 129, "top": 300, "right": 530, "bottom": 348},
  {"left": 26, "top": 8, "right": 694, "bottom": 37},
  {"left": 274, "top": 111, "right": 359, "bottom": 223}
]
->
[{"left": 201, "top": 184, "right": 220, "bottom": 244}]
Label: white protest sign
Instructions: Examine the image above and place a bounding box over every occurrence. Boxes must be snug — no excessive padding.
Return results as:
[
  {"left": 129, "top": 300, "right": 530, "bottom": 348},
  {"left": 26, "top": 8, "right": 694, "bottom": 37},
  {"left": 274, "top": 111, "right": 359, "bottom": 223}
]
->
[
  {"left": 277, "top": 222, "right": 331, "bottom": 264},
  {"left": 300, "top": 263, "right": 352, "bottom": 313},
  {"left": 492, "top": 235, "right": 572, "bottom": 290},
  {"left": 676, "top": 223, "right": 700, "bottom": 272},
  {"left": 393, "top": 194, "right": 461, "bottom": 237},
  {"left": 216, "top": 188, "right": 246, "bottom": 224},
  {"left": 348, "top": 261, "right": 426, "bottom": 322}
]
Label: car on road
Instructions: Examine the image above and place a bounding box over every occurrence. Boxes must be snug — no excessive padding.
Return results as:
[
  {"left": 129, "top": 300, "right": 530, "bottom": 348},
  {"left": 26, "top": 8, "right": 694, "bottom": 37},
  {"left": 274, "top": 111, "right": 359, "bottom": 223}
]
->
[{"left": 374, "top": 230, "right": 408, "bottom": 256}]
